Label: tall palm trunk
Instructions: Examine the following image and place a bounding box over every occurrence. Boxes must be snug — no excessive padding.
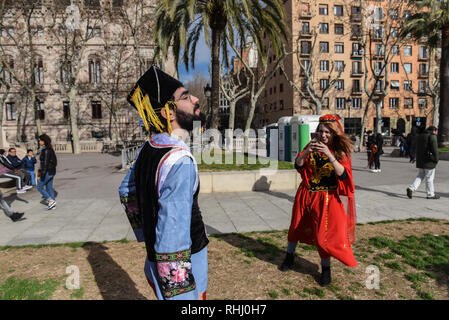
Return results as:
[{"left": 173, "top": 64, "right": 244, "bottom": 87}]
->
[
  {"left": 210, "top": 27, "right": 221, "bottom": 129},
  {"left": 439, "top": 27, "right": 449, "bottom": 147}
]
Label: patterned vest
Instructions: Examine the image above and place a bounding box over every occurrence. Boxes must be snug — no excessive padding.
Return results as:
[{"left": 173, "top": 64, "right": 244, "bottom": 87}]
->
[{"left": 134, "top": 140, "right": 209, "bottom": 262}]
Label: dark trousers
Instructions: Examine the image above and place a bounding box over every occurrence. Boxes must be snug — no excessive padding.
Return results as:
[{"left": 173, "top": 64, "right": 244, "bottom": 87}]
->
[{"left": 373, "top": 153, "right": 381, "bottom": 170}]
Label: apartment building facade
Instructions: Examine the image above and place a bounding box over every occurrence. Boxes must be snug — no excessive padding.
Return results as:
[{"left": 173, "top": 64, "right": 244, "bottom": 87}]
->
[
  {"left": 0, "top": 0, "right": 175, "bottom": 146},
  {"left": 257, "top": 0, "right": 436, "bottom": 136}
]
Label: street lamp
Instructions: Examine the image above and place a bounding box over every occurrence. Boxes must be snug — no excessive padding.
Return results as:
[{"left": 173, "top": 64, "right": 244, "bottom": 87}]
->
[{"left": 204, "top": 83, "right": 212, "bottom": 128}]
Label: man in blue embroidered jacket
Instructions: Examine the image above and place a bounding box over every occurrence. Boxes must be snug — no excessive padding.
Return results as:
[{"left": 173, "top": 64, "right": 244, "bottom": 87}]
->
[{"left": 119, "top": 66, "right": 208, "bottom": 300}]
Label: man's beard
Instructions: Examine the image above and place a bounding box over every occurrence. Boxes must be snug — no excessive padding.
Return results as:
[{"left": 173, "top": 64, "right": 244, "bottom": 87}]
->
[{"left": 176, "top": 104, "right": 205, "bottom": 132}]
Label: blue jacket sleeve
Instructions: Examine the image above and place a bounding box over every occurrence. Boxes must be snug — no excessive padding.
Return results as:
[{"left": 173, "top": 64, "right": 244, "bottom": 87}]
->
[
  {"left": 118, "top": 161, "right": 144, "bottom": 242},
  {"left": 154, "top": 156, "right": 197, "bottom": 300}
]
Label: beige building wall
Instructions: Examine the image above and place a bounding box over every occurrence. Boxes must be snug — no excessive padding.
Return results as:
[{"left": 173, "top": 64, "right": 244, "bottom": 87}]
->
[{"left": 257, "top": 0, "right": 436, "bottom": 136}]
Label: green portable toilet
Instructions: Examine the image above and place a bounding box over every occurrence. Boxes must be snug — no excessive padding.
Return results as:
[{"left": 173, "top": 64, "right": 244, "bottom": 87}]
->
[{"left": 298, "top": 117, "right": 310, "bottom": 153}]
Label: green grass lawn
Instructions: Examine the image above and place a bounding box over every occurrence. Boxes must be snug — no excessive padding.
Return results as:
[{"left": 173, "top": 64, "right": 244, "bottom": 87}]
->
[
  {"left": 195, "top": 151, "right": 295, "bottom": 172},
  {"left": 439, "top": 147, "right": 449, "bottom": 152}
]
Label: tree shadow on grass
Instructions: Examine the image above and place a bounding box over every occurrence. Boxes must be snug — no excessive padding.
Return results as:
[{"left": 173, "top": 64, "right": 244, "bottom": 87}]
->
[
  {"left": 83, "top": 242, "right": 146, "bottom": 300},
  {"left": 212, "top": 232, "right": 321, "bottom": 285}
]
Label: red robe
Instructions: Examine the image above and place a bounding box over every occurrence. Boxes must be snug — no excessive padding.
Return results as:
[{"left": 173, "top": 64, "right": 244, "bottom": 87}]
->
[{"left": 288, "top": 147, "right": 357, "bottom": 267}]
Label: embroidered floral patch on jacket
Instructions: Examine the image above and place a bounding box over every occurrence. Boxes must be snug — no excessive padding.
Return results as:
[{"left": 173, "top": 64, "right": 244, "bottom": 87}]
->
[{"left": 156, "top": 249, "right": 196, "bottom": 298}]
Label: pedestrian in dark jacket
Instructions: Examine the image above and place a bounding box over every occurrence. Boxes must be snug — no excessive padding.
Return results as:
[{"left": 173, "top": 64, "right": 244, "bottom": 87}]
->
[
  {"left": 366, "top": 130, "right": 376, "bottom": 169},
  {"left": 406, "top": 126, "right": 440, "bottom": 199},
  {"left": 7, "top": 148, "right": 23, "bottom": 169},
  {"left": 37, "top": 134, "right": 58, "bottom": 210},
  {"left": 22, "top": 149, "right": 37, "bottom": 186},
  {"left": 371, "top": 133, "right": 384, "bottom": 173},
  {"left": 406, "top": 127, "right": 418, "bottom": 163}
]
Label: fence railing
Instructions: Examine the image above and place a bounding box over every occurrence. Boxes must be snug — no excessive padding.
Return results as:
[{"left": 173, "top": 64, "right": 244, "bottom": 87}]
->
[{"left": 121, "top": 145, "right": 140, "bottom": 169}]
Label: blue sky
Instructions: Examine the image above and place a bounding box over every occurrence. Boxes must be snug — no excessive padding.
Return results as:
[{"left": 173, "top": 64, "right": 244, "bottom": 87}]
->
[{"left": 177, "top": 34, "right": 211, "bottom": 84}]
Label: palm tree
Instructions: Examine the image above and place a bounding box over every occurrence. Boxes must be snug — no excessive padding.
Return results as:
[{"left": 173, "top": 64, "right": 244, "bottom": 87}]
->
[
  {"left": 401, "top": 0, "right": 449, "bottom": 147},
  {"left": 154, "top": 0, "right": 288, "bottom": 129}
]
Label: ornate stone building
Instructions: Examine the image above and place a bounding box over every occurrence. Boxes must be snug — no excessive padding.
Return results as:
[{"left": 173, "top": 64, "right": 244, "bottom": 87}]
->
[{"left": 0, "top": 0, "right": 175, "bottom": 149}]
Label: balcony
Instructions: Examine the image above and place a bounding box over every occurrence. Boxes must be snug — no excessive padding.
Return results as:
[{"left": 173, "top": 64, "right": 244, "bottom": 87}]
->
[
  {"left": 350, "top": 14, "right": 362, "bottom": 22},
  {"left": 299, "top": 12, "right": 313, "bottom": 19},
  {"left": 300, "top": 51, "right": 311, "bottom": 57},
  {"left": 418, "top": 55, "right": 429, "bottom": 61},
  {"left": 373, "top": 53, "right": 385, "bottom": 59},
  {"left": 418, "top": 89, "right": 427, "bottom": 96},
  {"left": 351, "top": 88, "right": 363, "bottom": 95},
  {"left": 418, "top": 71, "right": 429, "bottom": 78},
  {"left": 351, "top": 50, "right": 364, "bottom": 58},
  {"left": 351, "top": 69, "right": 364, "bottom": 77},
  {"left": 299, "top": 31, "right": 313, "bottom": 38},
  {"left": 351, "top": 33, "right": 362, "bottom": 40}
]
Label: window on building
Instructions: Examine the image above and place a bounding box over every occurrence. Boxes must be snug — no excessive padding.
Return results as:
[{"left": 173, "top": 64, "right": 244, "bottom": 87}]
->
[
  {"left": 351, "top": 24, "right": 362, "bottom": 38},
  {"left": 319, "top": 42, "right": 329, "bottom": 53},
  {"left": 334, "top": 42, "right": 344, "bottom": 53},
  {"left": 319, "top": 23, "right": 329, "bottom": 34},
  {"left": 390, "top": 9, "right": 399, "bottom": 20},
  {"left": 419, "top": 46, "right": 429, "bottom": 59},
  {"left": 319, "top": 4, "right": 328, "bottom": 15},
  {"left": 60, "top": 61, "right": 72, "bottom": 84},
  {"left": 374, "top": 7, "right": 384, "bottom": 21},
  {"left": 334, "top": 61, "right": 345, "bottom": 72},
  {"left": 390, "top": 27, "right": 399, "bottom": 38},
  {"left": 31, "top": 27, "right": 44, "bottom": 37},
  {"left": 92, "top": 101, "right": 102, "bottom": 119},
  {"left": 375, "top": 80, "right": 384, "bottom": 92},
  {"left": 320, "top": 60, "right": 329, "bottom": 72},
  {"left": 403, "top": 63, "right": 412, "bottom": 74},
  {"left": 35, "top": 100, "right": 45, "bottom": 120},
  {"left": 84, "top": 0, "right": 100, "bottom": 7},
  {"left": 34, "top": 57, "right": 44, "bottom": 84},
  {"left": 352, "top": 43, "right": 363, "bottom": 55},
  {"left": 419, "top": 63, "right": 429, "bottom": 75},
  {"left": 6, "top": 102, "right": 16, "bottom": 121},
  {"left": 352, "top": 79, "right": 361, "bottom": 92},
  {"left": 300, "top": 59, "right": 310, "bottom": 75},
  {"left": 334, "top": 24, "right": 344, "bottom": 35},
  {"left": 418, "top": 80, "right": 427, "bottom": 94},
  {"left": 280, "top": 83, "right": 283, "bottom": 92},
  {"left": 1, "top": 27, "right": 14, "bottom": 37},
  {"left": 374, "top": 62, "right": 385, "bottom": 75},
  {"left": 2, "top": 57, "right": 14, "bottom": 85},
  {"left": 87, "top": 26, "right": 101, "bottom": 38},
  {"left": 375, "top": 44, "right": 385, "bottom": 56},
  {"left": 89, "top": 58, "right": 101, "bottom": 83},
  {"left": 418, "top": 98, "right": 427, "bottom": 109},
  {"left": 280, "top": 100, "right": 284, "bottom": 110},
  {"left": 320, "top": 79, "right": 329, "bottom": 90},
  {"left": 352, "top": 98, "right": 362, "bottom": 109},
  {"left": 391, "top": 62, "right": 399, "bottom": 73},
  {"left": 389, "top": 98, "right": 399, "bottom": 109},
  {"left": 404, "top": 98, "right": 413, "bottom": 109},
  {"left": 404, "top": 80, "right": 412, "bottom": 91},
  {"left": 63, "top": 101, "right": 70, "bottom": 120},
  {"left": 404, "top": 46, "right": 412, "bottom": 56},
  {"left": 352, "top": 61, "right": 362, "bottom": 74},
  {"left": 301, "top": 22, "right": 310, "bottom": 34},
  {"left": 335, "top": 97, "right": 346, "bottom": 109},
  {"left": 390, "top": 80, "right": 400, "bottom": 90},
  {"left": 301, "top": 41, "right": 312, "bottom": 54},
  {"left": 373, "top": 26, "right": 384, "bottom": 39},
  {"left": 334, "top": 5, "right": 343, "bottom": 16},
  {"left": 391, "top": 45, "right": 399, "bottom": 55},
  {"left": 335, "top": 79, "right": 344, "bottom": 90}
]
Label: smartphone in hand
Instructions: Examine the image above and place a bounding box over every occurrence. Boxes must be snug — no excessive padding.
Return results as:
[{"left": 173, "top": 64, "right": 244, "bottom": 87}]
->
[{"left": 310, "top": 132, "right": 319, "bottom": 141}]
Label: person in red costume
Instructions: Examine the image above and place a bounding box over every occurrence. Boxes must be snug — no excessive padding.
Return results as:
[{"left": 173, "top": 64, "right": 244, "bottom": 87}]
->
[{"left": 280, "top": 114, "right": 357, "bottom": 287}]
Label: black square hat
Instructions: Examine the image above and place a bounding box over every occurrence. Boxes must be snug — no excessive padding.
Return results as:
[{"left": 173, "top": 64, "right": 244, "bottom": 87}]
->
[{"left": 127, "top": 65, "right": 183, "bottom": 132}]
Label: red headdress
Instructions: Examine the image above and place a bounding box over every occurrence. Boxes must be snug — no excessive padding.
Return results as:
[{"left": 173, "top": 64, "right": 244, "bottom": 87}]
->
[{"left": 319, "top": 114, "right": 344, "bottom": 133}]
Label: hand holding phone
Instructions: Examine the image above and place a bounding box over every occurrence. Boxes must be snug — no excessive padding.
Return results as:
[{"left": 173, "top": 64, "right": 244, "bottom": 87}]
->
[{"left": 310, "top": 132, "right": 319, "bottom": 141}]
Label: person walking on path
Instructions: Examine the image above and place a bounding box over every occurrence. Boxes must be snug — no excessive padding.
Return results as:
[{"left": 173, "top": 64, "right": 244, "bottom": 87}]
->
[
  {"left": 0, "top": 190, "right": 24, "bottom": 222},
  {"left": 406, "top": 126, "right": 440, "bottom": 200},
  {"left": 371, "top": 133, "right": 384, "bottom": 173},
  {"left": 366, "top": 130, "right": 376, "bottom": 169},
  {"left": 118, "top": 66, "right": 208, "bottom": 300},
  {"left": 406, "top": 127, "right": 418, "bottom": 163},
  {"left": 280, "top": 114, "right": 357, "bottom": 287},
  {"left": 0, "top": 149, "right": 31, "bottom": 194},
  {"left": 37, "top": 134, "right": 57, "bottom": 210},
  {"left": 22, "top": 149, "right": 37, "bottom": 186}
]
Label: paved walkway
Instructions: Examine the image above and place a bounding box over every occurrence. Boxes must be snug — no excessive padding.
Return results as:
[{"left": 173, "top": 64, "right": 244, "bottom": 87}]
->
[{"left": 0, "top": 149, "right": 448, "bottom": 246}]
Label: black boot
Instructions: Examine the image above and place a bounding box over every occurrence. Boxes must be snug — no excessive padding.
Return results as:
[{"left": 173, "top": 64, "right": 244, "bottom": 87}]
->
[
  {"left": 279, "top": 252, "right": 294, "bottom": 271},
  {"left": 10, "top": 212, "right": 24, "bottom": 222},
  {"left": 319, "top": 266, "right": 331, "bottom": 287}
]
